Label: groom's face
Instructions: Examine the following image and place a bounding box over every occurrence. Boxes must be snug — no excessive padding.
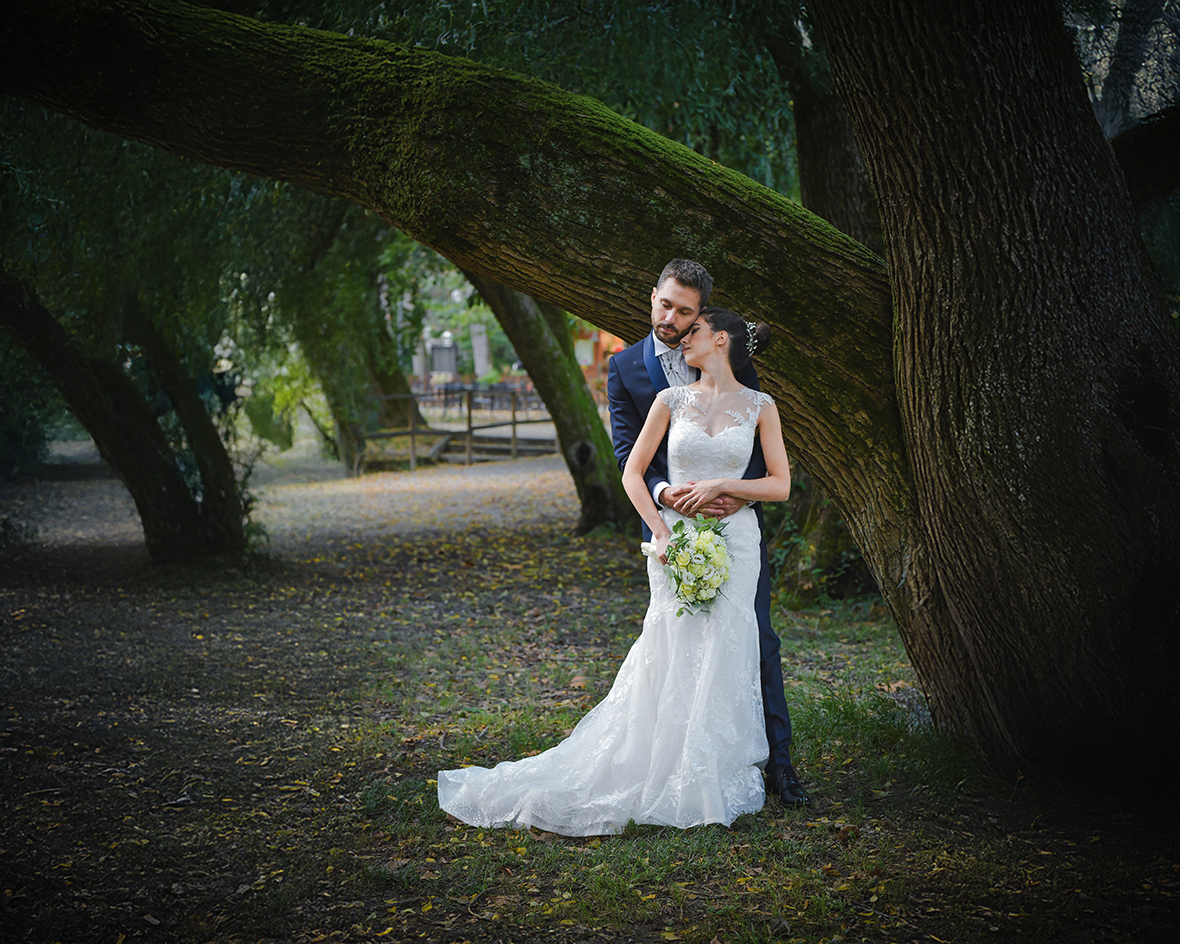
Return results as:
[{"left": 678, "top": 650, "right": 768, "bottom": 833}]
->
[{"left": 650, "top": 278, "right": 702, "bottom": 347}]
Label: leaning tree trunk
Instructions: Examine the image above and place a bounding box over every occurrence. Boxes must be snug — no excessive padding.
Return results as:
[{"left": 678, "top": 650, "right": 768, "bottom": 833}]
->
[
  {"left": 122, "top": 294, "right": 246, "bottom": 557},
  {"left": 461, "top": 269, "right": 633, "bottom": 534},
  {"left": 0, "top": 2, "right": 906, "bottom": 631},
  {"left": 815, "top": 0, "right": 1180, "bottom": 776},
  {"left": 6, "top": 0, "right": 1180, "bottom": 780},
  {"left": 0, "top": 269, "right": 209, "bottom": 562}
]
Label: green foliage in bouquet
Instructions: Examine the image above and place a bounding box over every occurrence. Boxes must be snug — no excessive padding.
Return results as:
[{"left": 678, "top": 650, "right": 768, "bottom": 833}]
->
[{"left": 663, "top": 515, "right": 731, "bottom": 617}]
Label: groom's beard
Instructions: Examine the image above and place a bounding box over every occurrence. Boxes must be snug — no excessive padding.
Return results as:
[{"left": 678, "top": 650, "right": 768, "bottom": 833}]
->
[{"left": 654, "top": 321, "right": 694, "bottom": 347}]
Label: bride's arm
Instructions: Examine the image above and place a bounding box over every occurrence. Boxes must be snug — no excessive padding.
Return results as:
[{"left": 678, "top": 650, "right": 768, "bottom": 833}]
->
[
  {"left": 622, "top": 397, "right": 674, "bottom": 558},
  {"left": 676, "top": 402, "right": 792, "bottom": 515}
]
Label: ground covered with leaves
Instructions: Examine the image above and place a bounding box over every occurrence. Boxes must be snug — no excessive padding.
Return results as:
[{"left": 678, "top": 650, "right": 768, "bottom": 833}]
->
[{"left": 2, "top": 449, "right": 1178, "bottom": 943}]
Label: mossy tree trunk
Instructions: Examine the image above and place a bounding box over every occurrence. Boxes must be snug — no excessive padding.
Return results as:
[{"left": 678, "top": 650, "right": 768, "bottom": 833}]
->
[
  {"left": 462, "top": 269, "right": 633, "bottom": 534},
  {"left": 5, "top": 0, "right": 1180, "bottom": 779},
  {"left": 1, "top": 269, "right": 218, "bottom": 562}
]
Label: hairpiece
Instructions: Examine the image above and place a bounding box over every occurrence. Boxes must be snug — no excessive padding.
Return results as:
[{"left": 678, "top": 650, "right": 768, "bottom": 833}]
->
[{"left": 745, "top": 321, "right": 758, "bottom": 357}]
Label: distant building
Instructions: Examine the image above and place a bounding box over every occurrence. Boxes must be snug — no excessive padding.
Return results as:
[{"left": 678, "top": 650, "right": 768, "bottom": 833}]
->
[{"left": 574, "top": 327, "right": 625, "bottom": 404}]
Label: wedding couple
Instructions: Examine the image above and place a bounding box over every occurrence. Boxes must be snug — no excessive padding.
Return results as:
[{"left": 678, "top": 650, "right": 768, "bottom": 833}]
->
[{"left": 438, "top": 259, "right": 808, "bottom": 835}]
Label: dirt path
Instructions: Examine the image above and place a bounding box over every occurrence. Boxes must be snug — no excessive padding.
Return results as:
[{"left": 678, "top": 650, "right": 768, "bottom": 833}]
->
[
  {"left": 0, "top": 447, "right": 605, "bottom": 943},
  {"left": 2, "top": 438, "right": 577, "bottom": 550}
]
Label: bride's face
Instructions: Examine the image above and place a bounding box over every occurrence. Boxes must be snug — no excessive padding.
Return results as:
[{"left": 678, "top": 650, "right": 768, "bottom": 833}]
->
[{"left": 680, "top": 320, "right": 725, "bottom": 367}]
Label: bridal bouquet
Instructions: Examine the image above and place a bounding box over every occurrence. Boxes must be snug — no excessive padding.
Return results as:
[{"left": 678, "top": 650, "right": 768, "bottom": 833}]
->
[{"left": 643, "top": 515, "right": 731, "bottom": 616}]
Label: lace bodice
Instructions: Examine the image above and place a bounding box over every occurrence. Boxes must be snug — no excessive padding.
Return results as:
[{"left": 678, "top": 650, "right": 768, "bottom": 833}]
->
[{"left": 661, "top": 386, "right": 771, "bottom": 485}]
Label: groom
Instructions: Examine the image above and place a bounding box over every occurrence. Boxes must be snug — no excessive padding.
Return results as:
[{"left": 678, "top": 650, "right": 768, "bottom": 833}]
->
[{"left": 606, "top": 258, "right": 809, "bottom": 807}]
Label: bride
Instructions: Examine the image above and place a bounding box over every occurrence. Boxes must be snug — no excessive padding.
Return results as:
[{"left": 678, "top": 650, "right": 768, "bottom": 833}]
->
[{"left": 437, "top": 307, "right": 792, "bottom": 835}]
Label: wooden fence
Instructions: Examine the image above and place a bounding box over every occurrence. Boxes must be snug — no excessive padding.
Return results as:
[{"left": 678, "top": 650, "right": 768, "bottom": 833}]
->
[{"left": 354, "top": 388, "right": 552, "bottom": 472}]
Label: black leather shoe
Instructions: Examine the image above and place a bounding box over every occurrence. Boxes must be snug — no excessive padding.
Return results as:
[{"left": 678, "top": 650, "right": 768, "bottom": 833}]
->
[{"left": 766, "top": 765, "right": 810, "bottom": 807}]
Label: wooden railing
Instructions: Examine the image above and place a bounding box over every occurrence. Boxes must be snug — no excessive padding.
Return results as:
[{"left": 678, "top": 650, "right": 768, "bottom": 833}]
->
[{"left": 354, "top": 388, "right": 552, "bottom": 472}]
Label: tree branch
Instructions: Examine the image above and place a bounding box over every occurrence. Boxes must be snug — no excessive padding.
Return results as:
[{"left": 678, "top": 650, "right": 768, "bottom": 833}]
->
[
  {"left": 1091, "top": 0, "right": 1168, "bottom": 137},
  {"left": 1, "top": 0, "right": 909, "bottom": 587}
]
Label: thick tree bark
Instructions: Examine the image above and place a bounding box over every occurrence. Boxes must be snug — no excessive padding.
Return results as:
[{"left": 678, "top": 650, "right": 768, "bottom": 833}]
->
[
  {"left": 0, "top": 269, "right": 211, "bottom": 562},
  {"left": 815, "top": 0, "right": 1180, "bottom": 775},
  {"left": 6, "top": 0, "right": 1180, "bottom": 780},
  {"left": 121, "top": 295, "right": 247, "bottom": 556},
  {"left": 461, "top": 270, "right": 633, "bottom": 534}
]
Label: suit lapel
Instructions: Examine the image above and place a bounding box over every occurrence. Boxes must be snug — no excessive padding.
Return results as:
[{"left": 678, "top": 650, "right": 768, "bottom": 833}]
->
[{"left": 643, "top": 333, "right": 669, "bottom": 393}]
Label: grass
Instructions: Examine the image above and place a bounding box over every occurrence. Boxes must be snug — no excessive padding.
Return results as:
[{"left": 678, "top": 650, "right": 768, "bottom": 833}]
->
[
  {"left": 354, "top": 586, "right": 1004, "bottom": 943},
  {"left": 5, "top": 503, "right": 1175, "bottom": 943}
]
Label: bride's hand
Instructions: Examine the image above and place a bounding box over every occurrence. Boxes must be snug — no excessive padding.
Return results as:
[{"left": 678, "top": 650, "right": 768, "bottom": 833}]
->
[
  {"left": 692, "top": 494, "right": 744, "bottom": 519},
  {"left": 654, "top": 531, "right": 672, "bottom": 565},
  {"left": 677, "top": 480, "right": 727, "bottom": 517}
]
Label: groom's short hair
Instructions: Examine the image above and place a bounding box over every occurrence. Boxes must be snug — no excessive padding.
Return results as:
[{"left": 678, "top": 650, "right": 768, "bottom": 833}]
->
[{"left": 657, "top": 259, "right": 713, "bottom": 307}]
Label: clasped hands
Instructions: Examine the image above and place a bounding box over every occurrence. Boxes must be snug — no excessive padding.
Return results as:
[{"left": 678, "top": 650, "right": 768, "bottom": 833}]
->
[
  {"left": 648, "top": 482, "right": 742, "bottom": 564},
  {"left": 663, "top": 481, "right": 743, "bottom": 520}
]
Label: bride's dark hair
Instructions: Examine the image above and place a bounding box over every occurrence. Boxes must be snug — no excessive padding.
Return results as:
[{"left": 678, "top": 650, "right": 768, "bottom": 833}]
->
[{"left": 700, "top": 307, "right": 772, "bottom": 372}]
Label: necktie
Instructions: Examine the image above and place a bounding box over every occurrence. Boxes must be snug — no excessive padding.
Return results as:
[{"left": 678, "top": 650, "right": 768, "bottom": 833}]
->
[{"left": 661, "top": 348, "right": 687, "bottom": 386}]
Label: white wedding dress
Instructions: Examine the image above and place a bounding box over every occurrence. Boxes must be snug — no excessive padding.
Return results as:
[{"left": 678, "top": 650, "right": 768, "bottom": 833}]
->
[{"left": 437, "top": 386, "right": 771, "bottom": 835}]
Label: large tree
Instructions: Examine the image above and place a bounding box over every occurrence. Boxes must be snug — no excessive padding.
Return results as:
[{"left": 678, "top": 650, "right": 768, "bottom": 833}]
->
[
  {"left": 4, "top": 0, "right": 1179, "bottom": 782},
  {"left": 811, "top": 0, "right": 1180, "bottom": 775}
]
